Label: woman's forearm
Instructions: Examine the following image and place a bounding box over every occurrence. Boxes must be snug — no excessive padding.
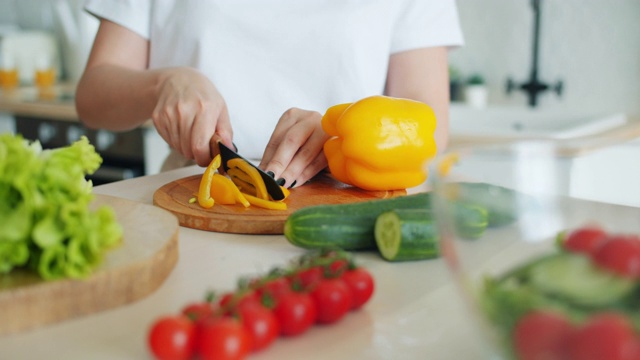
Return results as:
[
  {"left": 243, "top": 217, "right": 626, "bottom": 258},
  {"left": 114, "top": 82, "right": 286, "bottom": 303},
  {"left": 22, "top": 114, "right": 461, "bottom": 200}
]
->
[
  {"left": 385, "top": 47, "right": 451, "bottom": 152},
  {"left": 75, "top": 64, "right": 165, "bottom": 131}
]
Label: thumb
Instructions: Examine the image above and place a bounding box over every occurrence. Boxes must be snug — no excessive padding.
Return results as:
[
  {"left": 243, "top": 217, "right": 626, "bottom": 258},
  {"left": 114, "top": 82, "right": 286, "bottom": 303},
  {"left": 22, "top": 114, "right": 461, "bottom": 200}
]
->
[{"left": 216, "top": 105, "right": 234, "bottom": 149}]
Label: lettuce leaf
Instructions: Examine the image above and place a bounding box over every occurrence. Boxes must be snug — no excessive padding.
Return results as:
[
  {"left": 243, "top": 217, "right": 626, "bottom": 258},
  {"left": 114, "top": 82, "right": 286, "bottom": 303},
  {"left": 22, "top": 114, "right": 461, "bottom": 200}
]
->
[{"left": 0, "top": 133, "right": 122, "bottom": 280}]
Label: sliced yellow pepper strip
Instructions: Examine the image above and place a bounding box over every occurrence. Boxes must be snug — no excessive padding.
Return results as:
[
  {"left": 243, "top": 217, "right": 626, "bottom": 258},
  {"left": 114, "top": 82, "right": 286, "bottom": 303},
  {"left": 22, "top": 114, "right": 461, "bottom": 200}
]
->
[
  {"left": 272, "top": 186, "right": 290, "bottom": 202},
  {"left": 228, "top": 174, "right": 257, "bottom": 196},
  {"left": 227, "top": 167, "right": 253, "bottom": 184},
  {"left": 198, "top": 154, "right": 221, "bottom": 209},
  {"left": 437, "top": 153, "right": 459, "bottom": 177},
  {"left": 211, "top": 173, "right": 250, "bottom": 207},
  {"left": 227, "top": 158, "right": 268, "bottom": 200},
  {"left": 242, "top": 192, "right": 288, "bottom": 210},
  {"left": 227, "top": 168, "right": 257, "bottom": 196},
  {"left": 210, "top": 174, "right": 236, "bottom": 204}
]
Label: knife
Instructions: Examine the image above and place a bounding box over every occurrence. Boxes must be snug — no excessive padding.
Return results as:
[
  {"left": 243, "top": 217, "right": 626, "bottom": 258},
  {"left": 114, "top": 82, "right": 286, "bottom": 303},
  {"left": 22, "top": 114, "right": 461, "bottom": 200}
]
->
[{"left": 217, "top": 142, "right": 285, "bottom": 201}]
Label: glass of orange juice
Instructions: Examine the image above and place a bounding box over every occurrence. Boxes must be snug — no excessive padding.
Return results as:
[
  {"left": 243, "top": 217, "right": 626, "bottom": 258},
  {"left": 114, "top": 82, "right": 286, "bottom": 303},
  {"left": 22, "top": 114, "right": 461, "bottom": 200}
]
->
[
  {"left": 35, "top": 68, "right": 56, "bottom": 88},
  {"left": 0, "top": 68, "right": 19, "bottom": 90},
  {"left": 34, "top": 56, "right": 56, "bottom": 89},
  {"left": 0, "top": 55, "right": 19, "bottom": 90}
]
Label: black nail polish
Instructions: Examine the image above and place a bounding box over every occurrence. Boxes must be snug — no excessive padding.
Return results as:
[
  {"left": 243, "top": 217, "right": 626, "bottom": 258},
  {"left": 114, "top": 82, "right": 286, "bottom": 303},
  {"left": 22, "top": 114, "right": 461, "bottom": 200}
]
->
[
  {"left": 266, "top": 171, "right": 275, "bottom": 178},
  {"left": 288, "top": 180, "right": 297, "bottom": 189},
  {"left": 232, "top": 142, "right": 238, "bottom": 152},
  {"left": 276, "top": 178, "right": 286, "bottom": 186}
]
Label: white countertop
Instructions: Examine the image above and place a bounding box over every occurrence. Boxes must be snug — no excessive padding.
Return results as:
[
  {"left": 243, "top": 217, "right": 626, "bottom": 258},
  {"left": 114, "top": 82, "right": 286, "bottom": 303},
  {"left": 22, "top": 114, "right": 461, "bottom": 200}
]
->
[
  {"left": 2, "top": 140, "right": 640, "bottom": 359},
  {"left": 0, "top": 166, "right": 492, "bottom": 360}
]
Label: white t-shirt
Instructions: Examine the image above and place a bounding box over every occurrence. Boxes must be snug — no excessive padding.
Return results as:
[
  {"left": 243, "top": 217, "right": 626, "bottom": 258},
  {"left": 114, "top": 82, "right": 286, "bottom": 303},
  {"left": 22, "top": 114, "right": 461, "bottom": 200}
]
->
[{"left": 85, "top": 0, "right": 464, "bottom": 160}]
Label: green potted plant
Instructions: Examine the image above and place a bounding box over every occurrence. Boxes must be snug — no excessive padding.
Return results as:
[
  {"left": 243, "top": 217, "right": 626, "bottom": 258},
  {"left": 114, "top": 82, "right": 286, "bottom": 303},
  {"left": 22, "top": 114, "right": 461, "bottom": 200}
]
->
[{"left": 465, "top": 73, "right": 488, "bottom": 109}]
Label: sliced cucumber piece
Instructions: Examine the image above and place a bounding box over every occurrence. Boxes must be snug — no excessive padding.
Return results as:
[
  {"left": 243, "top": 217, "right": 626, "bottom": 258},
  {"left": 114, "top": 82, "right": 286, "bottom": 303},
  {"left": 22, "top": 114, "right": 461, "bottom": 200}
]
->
[
  {"left": 453, "top": 202, "right": 489, "bottom": 239},
  {"left": 528, "top": 253, "right": 636, "bottom": 307},
  {"left": 374, "top": 209, "right": 439, "bottom": 262},
  {"left": 452, "top": 182, "right": 521, "bottom": 227}
]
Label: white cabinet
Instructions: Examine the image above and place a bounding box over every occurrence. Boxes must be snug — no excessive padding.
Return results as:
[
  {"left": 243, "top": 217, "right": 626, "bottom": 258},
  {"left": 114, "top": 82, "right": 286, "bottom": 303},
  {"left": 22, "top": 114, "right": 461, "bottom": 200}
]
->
[{"left": 570, "top": 140, "right": 640, "bottom": 207}]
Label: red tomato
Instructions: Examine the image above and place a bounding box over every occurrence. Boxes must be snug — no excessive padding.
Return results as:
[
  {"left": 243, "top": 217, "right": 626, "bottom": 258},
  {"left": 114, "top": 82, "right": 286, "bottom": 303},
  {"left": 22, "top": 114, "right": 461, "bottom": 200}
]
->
[
  {"left": 563, "top": 226, "right": 608, "bottom": 255},
  {"left": 310, "top": 278, "right": 353, "bottom": 324},
  {"left": 326, "top": 259, "right": 349, "bottom": 277},
  {"left": 197, "top": 316, "right": 252, "bottom": 360},
  {"left": 631, "top": 338, "right": 640, "bottom": 360},
  {"left": 273, "top": 291, "right": 317, "bottom": 336},
  {"left": 254, "top": 276, "right": 292, "bottom": 304},
  {"left": 593, "top": 235, "right": 640, "bottom": 279},
  {"left": 218, "top": 292, "right": 235, "bottom": 309},
  {"left": 219, "top": 290, "right": 261, "bottom": 314},
  {"left": 148, "top": 315, "right": 196, "bottom": 360},
  {"left": 567, "top": 312, "right": 637, "bottom": 360},
  {"left": 181, "top": 301, "right": 215, "bottom": 322},
  {"left": 341, "top": 268, "right": 375, "bottom": 310},
  {"left": 290, "top": 266, "right": 324, "bottom": 292},
  {"left": 512, "top": 310, "right": 573, "bottom": 360},
  {"left": 237, "top": 301, "right": 279, "bottom": 352}
]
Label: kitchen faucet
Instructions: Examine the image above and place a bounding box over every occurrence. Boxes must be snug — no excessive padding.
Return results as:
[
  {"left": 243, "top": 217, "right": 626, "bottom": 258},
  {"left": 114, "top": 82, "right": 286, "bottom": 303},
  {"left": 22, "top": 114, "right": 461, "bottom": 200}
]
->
[{"left": 506, "top": 0, "right": 563, "bottom": 107}]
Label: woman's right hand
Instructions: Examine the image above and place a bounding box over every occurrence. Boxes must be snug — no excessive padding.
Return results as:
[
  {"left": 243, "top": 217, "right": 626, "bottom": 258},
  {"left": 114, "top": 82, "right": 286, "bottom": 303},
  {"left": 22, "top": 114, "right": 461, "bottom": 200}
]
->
[{"left": 152, "top": 67, "right": 233, "bottom": 167}]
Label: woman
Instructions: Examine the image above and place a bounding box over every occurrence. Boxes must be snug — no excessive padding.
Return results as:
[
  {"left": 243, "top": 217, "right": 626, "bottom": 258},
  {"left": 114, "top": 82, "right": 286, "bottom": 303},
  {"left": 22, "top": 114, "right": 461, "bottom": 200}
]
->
[{"left": 76, "top": 0, "right": 463, "bottom": 188}]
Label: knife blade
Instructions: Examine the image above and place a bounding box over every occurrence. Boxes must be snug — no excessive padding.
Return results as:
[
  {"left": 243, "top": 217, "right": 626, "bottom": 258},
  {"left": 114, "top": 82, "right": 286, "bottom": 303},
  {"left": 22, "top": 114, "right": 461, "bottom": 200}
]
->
[{"left": 217, "top": 142, "right": 285, "bottom": 201}]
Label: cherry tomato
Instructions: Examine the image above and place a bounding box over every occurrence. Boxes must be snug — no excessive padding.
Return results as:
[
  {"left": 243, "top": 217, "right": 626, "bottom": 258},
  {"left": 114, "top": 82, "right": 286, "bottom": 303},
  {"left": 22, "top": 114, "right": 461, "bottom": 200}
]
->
[
  {"left": 593, "top": 235, "right": 640, "bottom": 279},
  {"left": 254, "top": 276, "right": 292, "bottom": 304},
  {"left": 148, "top": 315, "right": 196, "bottom": 360},
  {"left": 219, "top": 290, "right": 261, "bottom": 314},
  {"left": 341, "top": 268, "right": 375, "bottom": 310},
  {"left": 563, "top": 226, "right": 608, "bottom": 255},
  {"left": 181, "top": 301, "right": 215, "bottom": 322},
  {"left": 237, "top": 300, "right": 279, "bottom": 351},
  {"left": 273, "top": 291, "right": 317, "bottom": 336},
  {"left": 567, "top": 312, "right": 637, "bottom": 360},
  {"left": 512, "top": 310, "right": 573, "bottom": 360},
  {"left": 218, "top": 292, "right": 235, "bottom": 309},
  {"left": 311, "top": 278, "right": 353, "bottom": 324},
  {"left": 197, "top": 316, "right": 252, "bottom": 360},
  {"left": 289, "top": 266, "right": 324, "bottom": 292},
  {"left": 326, "top": 259, "right": 349, "bottom": 277},
  {"left": 630, "top": 338, "right": 640, "bottom": 360}
]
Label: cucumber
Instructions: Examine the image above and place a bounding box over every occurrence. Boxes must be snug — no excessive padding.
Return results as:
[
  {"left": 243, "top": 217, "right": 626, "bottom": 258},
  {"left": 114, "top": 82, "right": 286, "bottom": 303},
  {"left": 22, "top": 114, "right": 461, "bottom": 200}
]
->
[
  {"left": 284, "top": 192, "right": 431, "bottom": 250},
  {"left": 284, "top": 182, "right": 513, "bottom": 251},
  {"left": 374, "top": 209, "right": 438, "bottom": 261},
  {"left": 528, "top": 252, "right": 636, "bottom": 307},
  {"left": 452, "top": 202, "right": 489, "bottom": 239},
  {"left": 445, "top": 182, "right": 520, "bottom": 227}
]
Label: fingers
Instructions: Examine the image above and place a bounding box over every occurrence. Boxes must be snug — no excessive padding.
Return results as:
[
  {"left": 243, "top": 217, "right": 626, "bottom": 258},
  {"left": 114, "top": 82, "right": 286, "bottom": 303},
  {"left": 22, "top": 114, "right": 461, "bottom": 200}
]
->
[
  {"left": 290, "top": 150, "right": 329, "bottom": 189},
  {"left": 261, "top": 108, "right": 329, "bottom": 188},
  {"left": 192, "top": 100, "right": 234, "bottom": 167},
  {"left": 151, "top": 68, "right": 233, "bottom": 167}
]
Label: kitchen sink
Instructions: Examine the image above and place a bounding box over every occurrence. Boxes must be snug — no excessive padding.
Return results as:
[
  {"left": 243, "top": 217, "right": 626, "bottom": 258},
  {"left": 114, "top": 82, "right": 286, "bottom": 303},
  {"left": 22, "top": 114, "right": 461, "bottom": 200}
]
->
[{"left": 450, "top": 104, "right": 627, "bottom": 139}]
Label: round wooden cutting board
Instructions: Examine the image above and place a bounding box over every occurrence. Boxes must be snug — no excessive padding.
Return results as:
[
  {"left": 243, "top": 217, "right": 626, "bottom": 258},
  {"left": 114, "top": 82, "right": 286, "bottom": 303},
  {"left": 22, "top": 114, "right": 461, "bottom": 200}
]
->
[
  {"left": 153, "top": 172, "right": 406, "bottom": 234},
  {"left": 0, "top": 194, "right": 179, "bottom": 336}
]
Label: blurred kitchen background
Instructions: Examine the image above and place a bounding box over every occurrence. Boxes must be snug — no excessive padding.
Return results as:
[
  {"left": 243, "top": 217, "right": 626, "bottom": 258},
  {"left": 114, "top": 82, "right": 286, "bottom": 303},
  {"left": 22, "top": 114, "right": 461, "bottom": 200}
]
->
[
  {"left": 450, "top": 0, "right": 640, "bottom": 115},
  {"left": 0, "top": 0, "right": 639, "bottom": 188}
]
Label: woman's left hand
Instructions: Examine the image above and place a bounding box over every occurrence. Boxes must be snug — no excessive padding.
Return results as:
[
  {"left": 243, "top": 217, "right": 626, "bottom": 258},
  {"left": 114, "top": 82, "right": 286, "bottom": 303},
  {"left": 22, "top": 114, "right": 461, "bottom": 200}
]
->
[{"left": 259, "top": 108, "right": 330, "bottom": 188}]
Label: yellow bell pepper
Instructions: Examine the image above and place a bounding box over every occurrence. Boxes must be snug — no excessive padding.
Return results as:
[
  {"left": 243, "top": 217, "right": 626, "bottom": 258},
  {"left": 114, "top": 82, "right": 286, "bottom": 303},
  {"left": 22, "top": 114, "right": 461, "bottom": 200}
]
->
[
  {"left": 243, "top": 193, "right": 288, "bottom": 210},
  {"left": 198, "top": 154, "right": 222, "bottom": 208},
  {"left": 210, "top": 173, "right": 250, "bottom": 207},
  {"left": 277, "top": 186, "right": 290, "bottom": 201},
  {"left": 227, "top": 168, "right": 257, "bottom": 197},
  {"left": 227, "top": 158, "right": 269, "bottom": 200},
  {"left": 322, "top": 95, "right": 437, "bottom": 191}
]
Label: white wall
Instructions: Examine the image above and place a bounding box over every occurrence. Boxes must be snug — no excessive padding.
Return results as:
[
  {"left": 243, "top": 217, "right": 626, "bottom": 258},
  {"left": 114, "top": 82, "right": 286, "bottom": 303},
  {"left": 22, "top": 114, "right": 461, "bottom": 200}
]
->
[
  {"left": 451, "top": 0, "right": 640, "bottom": 115},
  {"left": 0, "top": 0, "right": 97, "bottom": 82}
]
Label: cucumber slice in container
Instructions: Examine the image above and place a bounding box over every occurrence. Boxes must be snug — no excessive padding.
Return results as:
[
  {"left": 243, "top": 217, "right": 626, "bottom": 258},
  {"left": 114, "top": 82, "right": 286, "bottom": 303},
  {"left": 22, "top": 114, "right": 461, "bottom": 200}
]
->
[
  {"left": 374, "top": 209, "right": 439, "bottom": 262},
  {"left": 528, "top": 253, "right": 636, "bottom": 307}
]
